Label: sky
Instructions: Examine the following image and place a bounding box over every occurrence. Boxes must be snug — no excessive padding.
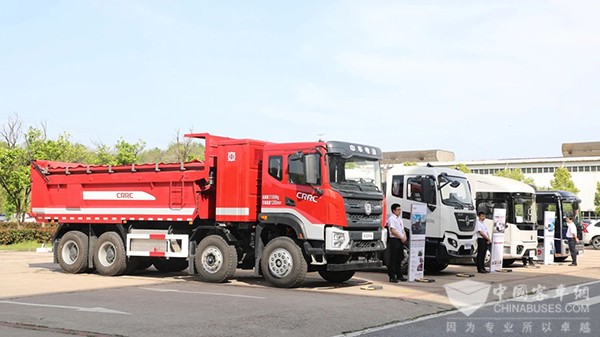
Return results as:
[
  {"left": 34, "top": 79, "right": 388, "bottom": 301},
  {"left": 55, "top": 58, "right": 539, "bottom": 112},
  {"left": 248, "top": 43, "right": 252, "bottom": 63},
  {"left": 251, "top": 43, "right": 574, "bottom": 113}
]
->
[{"left": 1, "top": 1, "right": 599, "bottom": 161}]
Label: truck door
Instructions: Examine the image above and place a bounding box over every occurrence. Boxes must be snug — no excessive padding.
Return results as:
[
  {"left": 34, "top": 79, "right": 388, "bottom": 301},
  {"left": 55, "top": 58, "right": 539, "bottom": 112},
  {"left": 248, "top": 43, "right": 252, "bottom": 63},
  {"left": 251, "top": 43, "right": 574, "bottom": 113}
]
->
[
  {"left": 261, "top": 152, "right": 327, "bottom": 237},
  {"left": 406, "top": 175, "right": 437, "bottom": 235}
]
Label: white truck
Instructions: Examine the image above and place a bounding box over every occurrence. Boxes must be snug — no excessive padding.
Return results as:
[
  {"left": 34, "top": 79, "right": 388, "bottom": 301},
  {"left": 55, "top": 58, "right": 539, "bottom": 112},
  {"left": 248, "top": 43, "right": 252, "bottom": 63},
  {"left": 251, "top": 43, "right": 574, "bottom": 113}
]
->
[
  {"left": 466, "top": 174, "right": 538, "bottom": 266},
  {"left": 385, "top": 166, "right": 476, "bottom": 272}
]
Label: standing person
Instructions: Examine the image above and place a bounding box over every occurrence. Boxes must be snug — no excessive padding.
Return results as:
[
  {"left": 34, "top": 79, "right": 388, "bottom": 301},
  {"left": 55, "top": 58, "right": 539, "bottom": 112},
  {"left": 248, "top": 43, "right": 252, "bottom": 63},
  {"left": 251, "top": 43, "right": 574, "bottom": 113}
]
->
[
  {"left": 476, "top": 212, "right": 491, "bottom": 274},
  {"left": 387, "top": 203, "right": 407, "bottom": 282},
  {"left": 566, "top": 216, "right": 579, "bottom": 266}
]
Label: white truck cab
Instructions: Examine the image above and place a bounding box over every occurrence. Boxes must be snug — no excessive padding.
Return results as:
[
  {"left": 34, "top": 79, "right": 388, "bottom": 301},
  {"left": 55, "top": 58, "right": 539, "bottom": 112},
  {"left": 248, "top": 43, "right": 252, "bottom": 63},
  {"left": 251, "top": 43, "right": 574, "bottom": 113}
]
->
[
  {"left": 385, "top": 165, "right": 476, "bottom": 272},
  {"left": 466, "top": 174, "right": 538, "bottom": 266}
]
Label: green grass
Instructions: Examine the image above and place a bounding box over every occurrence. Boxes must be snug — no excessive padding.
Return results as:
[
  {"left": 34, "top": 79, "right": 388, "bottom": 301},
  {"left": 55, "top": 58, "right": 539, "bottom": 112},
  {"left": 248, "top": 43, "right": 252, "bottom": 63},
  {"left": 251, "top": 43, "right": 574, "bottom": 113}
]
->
[{"left": 0, "top": 240, "right": 52, "bottom": 251}]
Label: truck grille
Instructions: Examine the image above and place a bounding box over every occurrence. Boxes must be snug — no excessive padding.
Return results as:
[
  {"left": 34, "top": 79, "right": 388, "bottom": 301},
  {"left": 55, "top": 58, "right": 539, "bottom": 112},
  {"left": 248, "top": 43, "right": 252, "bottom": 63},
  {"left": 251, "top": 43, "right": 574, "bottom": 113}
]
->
[
  {"left": 345, "top": 198, "right": 382, "bottom": 227},
  {"left": 455, "top": 212, "right": 476, "bottom": 232}
]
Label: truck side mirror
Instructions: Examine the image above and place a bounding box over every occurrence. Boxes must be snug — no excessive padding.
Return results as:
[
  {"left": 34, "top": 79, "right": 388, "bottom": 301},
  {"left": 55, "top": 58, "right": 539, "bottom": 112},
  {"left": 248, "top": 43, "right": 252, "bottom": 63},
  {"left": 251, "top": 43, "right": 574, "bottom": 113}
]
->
[{"left": 304, "top": 154, "right": 320, "bottom": 185}]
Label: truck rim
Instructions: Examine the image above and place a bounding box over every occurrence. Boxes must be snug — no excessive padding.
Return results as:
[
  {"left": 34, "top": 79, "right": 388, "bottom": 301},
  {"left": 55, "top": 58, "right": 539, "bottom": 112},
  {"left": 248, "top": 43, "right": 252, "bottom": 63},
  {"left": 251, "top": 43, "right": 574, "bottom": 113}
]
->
[
  {"left": 97, "top": 242, "right": 117, "bottom": 267},
  {"left": 62, "top": 241, "right": 79, "bottom": 265},
  {"left": 268, "top": 248, "right": 293, "bottom": 278},
  {"left": 201, "top": 246, "right": 223, "bottom": 274}
]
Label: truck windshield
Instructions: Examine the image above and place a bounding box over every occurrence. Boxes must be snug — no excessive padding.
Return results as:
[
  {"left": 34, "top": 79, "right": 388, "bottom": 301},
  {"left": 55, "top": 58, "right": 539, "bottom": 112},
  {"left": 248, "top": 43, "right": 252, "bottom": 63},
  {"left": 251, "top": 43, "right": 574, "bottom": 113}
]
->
[
  {"left": 439, "top": 175, "right": 473, "bottom": 209},
  {"left": 327, "top": 155, "right": 381, "bottom": 192}
]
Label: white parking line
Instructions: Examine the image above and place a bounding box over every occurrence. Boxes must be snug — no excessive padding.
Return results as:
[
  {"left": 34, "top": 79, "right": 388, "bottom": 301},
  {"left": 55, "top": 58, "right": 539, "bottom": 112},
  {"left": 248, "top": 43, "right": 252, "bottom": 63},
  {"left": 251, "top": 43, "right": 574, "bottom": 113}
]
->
[
  {"left": 569, "top": 295, "right": 600, "bottom": 307},
  {"left": 139, "top": 287, "right": 266, "bottom": 299},
  {"left": 0, "top": 300, "right": 130, "bottom": 315}
]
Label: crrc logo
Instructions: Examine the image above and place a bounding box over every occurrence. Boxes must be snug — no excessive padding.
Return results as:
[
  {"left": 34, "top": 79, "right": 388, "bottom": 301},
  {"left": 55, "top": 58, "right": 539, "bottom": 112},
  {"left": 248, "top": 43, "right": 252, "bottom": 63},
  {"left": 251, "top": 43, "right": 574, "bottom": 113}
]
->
[{"left": 296, "top": 192, "right": 319, "bottom": 203}]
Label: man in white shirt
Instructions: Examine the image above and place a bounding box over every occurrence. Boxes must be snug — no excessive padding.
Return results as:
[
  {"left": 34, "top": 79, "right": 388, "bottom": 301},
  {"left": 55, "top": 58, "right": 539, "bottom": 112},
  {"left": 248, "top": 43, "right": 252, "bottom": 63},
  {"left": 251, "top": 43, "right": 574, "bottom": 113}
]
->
[
  {"left": 387, "top": 203, "right": 407, "bottom": 282},
  {"left": 475, "top": 212, "right": 491, "bottom": 273},
  {"left": 565, "top": 216, "right": 579, "bottom": 266}
]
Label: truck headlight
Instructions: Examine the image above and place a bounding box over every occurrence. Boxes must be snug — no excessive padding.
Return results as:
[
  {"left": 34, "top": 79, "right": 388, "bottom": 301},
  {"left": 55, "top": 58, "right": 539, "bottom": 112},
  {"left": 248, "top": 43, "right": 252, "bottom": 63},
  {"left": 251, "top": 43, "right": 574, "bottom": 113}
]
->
[
  {"left": 448, "top": 238, "right": 458, "bottom": 248},
  {"left": 333, "top": 232, "right": 345, "bottom": 248}
]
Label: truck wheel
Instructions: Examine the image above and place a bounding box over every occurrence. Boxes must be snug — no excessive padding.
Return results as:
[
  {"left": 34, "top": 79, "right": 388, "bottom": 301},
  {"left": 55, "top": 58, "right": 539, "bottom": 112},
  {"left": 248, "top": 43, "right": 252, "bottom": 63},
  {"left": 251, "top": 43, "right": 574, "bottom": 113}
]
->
[
  {"left": 318, "top": 270, "right": 355, "bottom": 283},
  {"left": 153, "top": 258, "right": 189, "bottom": 272},
  {"left": 424, "top": 259, "right": 448, "bottom": 273},
  {"left": 57, "top": 231, "right": 89, "bottom": 274},
  {"left": 195, "top": 235, "right": 237, "bottom": 283},
  {"left": 261, "top": 237, "right": 307, "bottom": 288},
  {"left": 94, "top": 232, "right": 127, "bottom": 276},
  {"left": 592, "top": 236, "right": 600, "bottom": 250}
]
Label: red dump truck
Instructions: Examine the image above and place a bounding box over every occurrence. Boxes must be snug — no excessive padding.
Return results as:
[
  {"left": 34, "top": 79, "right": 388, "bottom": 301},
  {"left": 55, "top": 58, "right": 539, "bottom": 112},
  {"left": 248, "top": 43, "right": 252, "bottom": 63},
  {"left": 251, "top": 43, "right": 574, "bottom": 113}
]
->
[{"left": 30, "top": 133, "right": 386, "bottom": 287}]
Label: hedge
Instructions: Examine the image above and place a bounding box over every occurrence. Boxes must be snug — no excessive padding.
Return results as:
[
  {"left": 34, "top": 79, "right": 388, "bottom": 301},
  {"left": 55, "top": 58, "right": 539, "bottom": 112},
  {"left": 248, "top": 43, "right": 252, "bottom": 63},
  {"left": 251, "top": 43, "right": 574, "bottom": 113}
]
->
[{"left": 0, "top": 222, "right": 58, "bottom": 245}]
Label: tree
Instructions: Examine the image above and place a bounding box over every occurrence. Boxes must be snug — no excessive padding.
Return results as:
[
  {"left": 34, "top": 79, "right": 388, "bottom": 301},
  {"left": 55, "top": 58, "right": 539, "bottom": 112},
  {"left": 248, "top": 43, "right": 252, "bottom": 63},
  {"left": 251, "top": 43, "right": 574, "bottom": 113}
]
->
[
  {"left": 549, "top": 167, "right": 579, "bottom": 194},
  {"left": 0, "top": 146, "right": 31, "bottom": 224},
  {"left": 455, "top": 163, "right": 472, "bottom": 174},
  {"left": 115, "top": 138, "right": 146, "bottom": 165},
  {"left": 494, "top": 168, "right": 535, "bottom": 185},
  {"left": 403, "top": 162, "right": 417, "bottom": 166},
  {"left": 594, "top": 182, "right": 600, "bottom": 216}
]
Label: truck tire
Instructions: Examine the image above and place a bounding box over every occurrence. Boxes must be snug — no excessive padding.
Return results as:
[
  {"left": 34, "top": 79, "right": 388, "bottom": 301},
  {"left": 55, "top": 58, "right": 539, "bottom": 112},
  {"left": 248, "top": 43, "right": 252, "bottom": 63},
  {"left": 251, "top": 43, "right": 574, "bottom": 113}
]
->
[
  {"left": 57, "top": 231, "right": 89, "bottom": 274},
  {"left": 261, "top": 237, "right": 307, "bottom": 288},
  {"left": 94, "top": 232, "right": 127, "bottom": 276},
  {"left": 195, "top": 235, "right": 237, "bottom": 283},
  {"left": 153, "top": 258, "right": 189, "bottom": 273},
  {"left": 318, "top": 270, "right": 355, "bottom": 283}
]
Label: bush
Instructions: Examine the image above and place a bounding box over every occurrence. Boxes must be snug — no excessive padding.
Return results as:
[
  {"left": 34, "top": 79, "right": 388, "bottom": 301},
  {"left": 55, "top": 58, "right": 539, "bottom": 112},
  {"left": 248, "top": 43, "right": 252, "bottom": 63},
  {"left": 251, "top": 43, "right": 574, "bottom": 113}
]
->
[{"left": 0, "top": 222, "right": 57, "bottom": 244}]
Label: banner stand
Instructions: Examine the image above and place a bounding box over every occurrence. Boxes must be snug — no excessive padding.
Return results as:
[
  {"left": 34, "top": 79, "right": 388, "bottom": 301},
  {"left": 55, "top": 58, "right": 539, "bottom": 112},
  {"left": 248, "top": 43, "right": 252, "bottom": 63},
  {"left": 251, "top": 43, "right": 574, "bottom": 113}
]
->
[{"left": 490, "top": 208, "right": 506, "bottom": 273}]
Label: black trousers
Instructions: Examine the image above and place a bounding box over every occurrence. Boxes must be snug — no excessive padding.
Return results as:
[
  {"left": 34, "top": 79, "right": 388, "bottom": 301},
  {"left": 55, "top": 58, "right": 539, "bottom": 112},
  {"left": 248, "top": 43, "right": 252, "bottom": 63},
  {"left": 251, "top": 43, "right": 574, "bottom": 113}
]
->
[
  {"left": 568, "top": 238, "right": 577, "bottom": 264},
  {"left": 388, "top": 238, "right": 405, "bottom": 278},
  {"left": 477, "top": 238, "right": 489, "bottom": 271}
]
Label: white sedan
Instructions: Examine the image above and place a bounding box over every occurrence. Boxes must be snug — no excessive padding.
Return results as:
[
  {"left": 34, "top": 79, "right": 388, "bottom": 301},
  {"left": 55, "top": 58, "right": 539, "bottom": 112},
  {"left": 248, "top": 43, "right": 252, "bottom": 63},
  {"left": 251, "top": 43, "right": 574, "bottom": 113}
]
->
[{"left": 583, "top": 220, "right": 600, "bottom": 250}]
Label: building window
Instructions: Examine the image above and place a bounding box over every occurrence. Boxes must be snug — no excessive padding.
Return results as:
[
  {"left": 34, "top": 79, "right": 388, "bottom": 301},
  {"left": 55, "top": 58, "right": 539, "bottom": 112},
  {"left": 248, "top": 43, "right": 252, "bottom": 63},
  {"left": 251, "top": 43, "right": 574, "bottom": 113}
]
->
[
  {"left": 549, "top": 167, "right": 555, "bottom": 173},
  {"left": 544, "top": 167, "right": 549, "bottom": 173},
  {"left": 585, "top": 166, "right": 591, "bottom": 172}
]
